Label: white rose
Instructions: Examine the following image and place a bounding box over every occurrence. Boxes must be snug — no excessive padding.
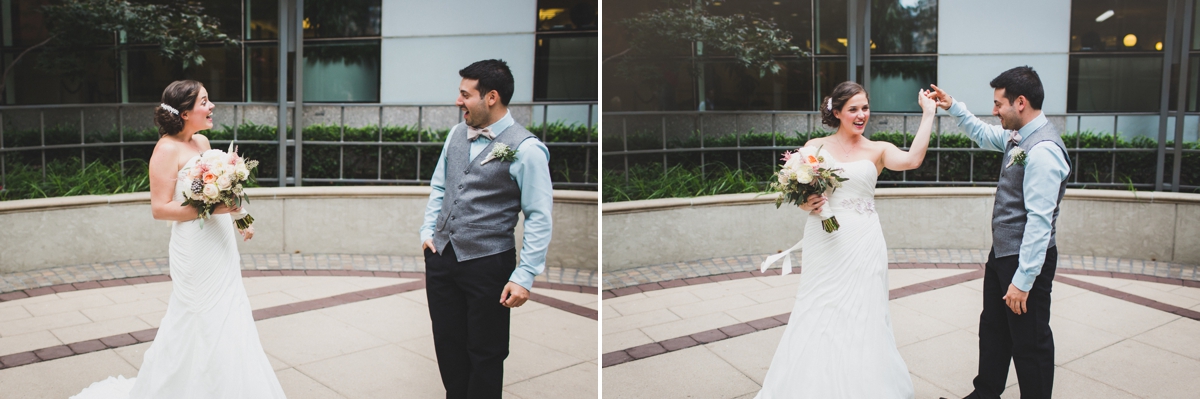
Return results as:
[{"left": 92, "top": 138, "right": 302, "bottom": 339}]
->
[
  {"left": 203, "top": 183, "right": 219, "bottom": 200},
  {"left": 235, "top": 165, "right": 249, "bottom": 180},
  {"left": 794, "top": 166, "right": 814, "bottom": 184},
  {"left": 216, "top": 175, "right": 232, "bottom": 190}
]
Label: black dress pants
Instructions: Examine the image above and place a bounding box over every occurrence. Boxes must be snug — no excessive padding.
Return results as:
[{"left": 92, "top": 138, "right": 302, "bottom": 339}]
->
[
  {"left": 425, "top": 243, "right": 516, "bottom": 399},
  {"left": 968, "top": 246, "right": 1057, "bottom": 399}
]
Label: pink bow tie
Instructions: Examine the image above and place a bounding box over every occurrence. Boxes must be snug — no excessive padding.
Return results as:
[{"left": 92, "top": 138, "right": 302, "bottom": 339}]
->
[
  {"left": 467, "top": 126, "right": 493, "bottom": 141},
  {"left": 1009, "top": 130, "right": 1022, "bottom": 145}
]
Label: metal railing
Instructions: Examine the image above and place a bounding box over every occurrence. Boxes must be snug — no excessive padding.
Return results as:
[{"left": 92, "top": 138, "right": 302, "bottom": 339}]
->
[
  {"left": 602, "top": 110, "right": 1200, "bottom": 192},
  {"left": 0, "top": 101, "right": 597, "bottom": 191}
]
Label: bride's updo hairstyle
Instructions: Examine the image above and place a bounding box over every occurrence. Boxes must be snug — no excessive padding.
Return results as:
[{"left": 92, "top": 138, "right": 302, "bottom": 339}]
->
[
  {"left": 820, "top": 81, "right": 869, "bottom": 129},
  {"left": 155, "top": 80, "right": 204, "bottom": 137}
]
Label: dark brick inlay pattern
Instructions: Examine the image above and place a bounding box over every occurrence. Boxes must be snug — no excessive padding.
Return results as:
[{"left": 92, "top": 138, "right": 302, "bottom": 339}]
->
[
  {"left": 602, "top": 263, "right": 1200, "bottom": 368},
  {"left": 0, "top": 274, "right": 595, "bottom": 370}
]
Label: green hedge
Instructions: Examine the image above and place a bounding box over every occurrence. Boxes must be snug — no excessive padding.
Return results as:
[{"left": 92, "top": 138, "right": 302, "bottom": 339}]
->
[
  {"left": 604, "top": 129, "right": 1200, "bottom": 200},
  {"left": 2, "top": 122, "right": 596, "bottom": 200}
]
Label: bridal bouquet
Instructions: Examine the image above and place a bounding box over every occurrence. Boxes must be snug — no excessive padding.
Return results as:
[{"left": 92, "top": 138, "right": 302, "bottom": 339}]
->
[
  {"left": 768, "top": 145, "right": 848, "bottom": 233},
  {"left": 180, "top": 143, "right": 258, "bottom": 229}
]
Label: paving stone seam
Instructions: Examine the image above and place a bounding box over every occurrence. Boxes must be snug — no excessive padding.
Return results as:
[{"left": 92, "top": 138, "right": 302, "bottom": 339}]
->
[
  {"left": 0, "top": 277, "right": 595, "bottom": 370},
  {"left": 601, "top": 265, "right": 1200, "bottom": 368},
  {"left": 602, "top": 249, "right": 1200, "bottom": 290},
  {"left": 0, "top": 271, "right": 599, "bottom": 304},
  {"left": 601, "top": 268, "right": 985, "bottom": 368},
  {"left": 0, "top": 254, "right": 598, "bottom": 294}
]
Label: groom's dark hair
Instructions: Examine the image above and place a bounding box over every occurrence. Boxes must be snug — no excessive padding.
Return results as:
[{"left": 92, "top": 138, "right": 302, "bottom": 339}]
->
[
  {"left": 460, "top": 59, "right": 515, "bottom": 106},
  {"left": 990, "top": 66, "right": 1043, "bottom": 110}
]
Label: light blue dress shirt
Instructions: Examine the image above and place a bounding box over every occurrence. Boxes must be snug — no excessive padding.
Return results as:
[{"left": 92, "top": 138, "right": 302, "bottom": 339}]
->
[
  {"left": 419, "top": 111, "right": 554, "bottom": 291},
  {"left": 947, "top": 100, "right": 1070, "bottom": 292}
]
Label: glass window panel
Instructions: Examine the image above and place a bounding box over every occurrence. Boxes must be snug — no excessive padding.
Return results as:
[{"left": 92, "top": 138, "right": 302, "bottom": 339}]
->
[
  {"left": 535, "top": 35, "right": 598, "bottom": 101},
  {"left": 249, "top": 0, "right": 279, "bottom": 40},
  {"left": 602, "top": 0, "right": 695, "bottom": 59},
  {"left": 537, "top": 0, "right": 598, "bottom": 32},
  {"left": 199, "top": 0, "right": 244, "bottom": 40},
  {"left": 815, "top": 58, "right": 848, "bottom": 106},
  {"left": 816, "top": 0, "right": 847, "bottom": 55},
  {"left": 246, "top": 43, "right": 291, "bottom": 102},
  {"left": 1070, "top": 0, "right": 1168, "bottom": 52},
  {"left": 302, "top": 41, "right": 379, "bottom": 102},
  {"left": 304, "top": 0, "right": 382, "bottom": 38},
  {"left": 7, "top": 0, "right": 51, "bottom": 47},
  {"left": 700, "top": 60, "right": 813, "bottom": 111},
  {"left": 709, "top": 0, "right": 813, "bottom": 52},
  {"left": 125, "top": 46, "right": 242, "bottom": 103},
  {"left": 1068, "top": 55, "right": 1163, "bottom": 112},
  {"left": 868, "top": 57, "right": 936, "bottom": 112},
  {"left": 871, "top": 0, "right": 937, "bottom": 54},
  {"left": 4, "top": 49, "right": 118, "bottom": 104},
  {"left": 602, "top": 57, "right": 695, "bottom": 111}
]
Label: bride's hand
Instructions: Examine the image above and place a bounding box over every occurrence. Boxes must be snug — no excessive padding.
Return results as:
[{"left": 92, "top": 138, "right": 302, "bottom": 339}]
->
[
  {"left": 918, "top": 89, "right": 937, "bottom": 115},
  {"left": 212, "top": 203, "right": 242, "bottom": 215},
  {"left": 238, "top": 226, "right": 255, "bottom": 241},
  {"left": 798, "top": 194, "right": 827, "bottom": 214}
]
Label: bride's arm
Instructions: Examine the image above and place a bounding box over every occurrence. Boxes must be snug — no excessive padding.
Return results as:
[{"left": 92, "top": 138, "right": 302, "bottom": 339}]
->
[
  {"left": 881, "top": 89, "right": 937, "bottom": 171},
  {"left": 149, "top": 140, "right": 201, "bottom": 222}
]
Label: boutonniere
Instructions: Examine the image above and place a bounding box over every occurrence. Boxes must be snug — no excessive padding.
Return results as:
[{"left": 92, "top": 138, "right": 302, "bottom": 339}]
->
[
  {"left": 481, "top": 143, "right": 518, "bottom": 165},
  {"left": 1007, "top": 147, "right": 1027, "bottom": 168}
]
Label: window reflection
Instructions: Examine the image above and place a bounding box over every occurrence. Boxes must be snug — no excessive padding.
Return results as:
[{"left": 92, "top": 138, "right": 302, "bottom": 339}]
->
[
  {"left": 708, "top": 0, "right": 813, "bottom": 52},
  {"left": 1070, "top": 0, "right": 1168, "bottom": 52},
  {"left": 126, "top": 46, "right": 242, "bottom": 103},
  {"left": 869, "top": 57, "right": 936, "bottom": 112},
  {"left": 535, "top": 35, "right": 598, "bottom": 101},
  {"left": 871, "top": 0, "right": 936, "bottom": 55},
  {"left": 1068, "top": 55, "right": 1163, "bottom": 112},
  {"left": 538, "top": 0, "right": 598, "bottom": 31},
  {"left": 304, "top": 0, "right": 382, "bottom": 38}
]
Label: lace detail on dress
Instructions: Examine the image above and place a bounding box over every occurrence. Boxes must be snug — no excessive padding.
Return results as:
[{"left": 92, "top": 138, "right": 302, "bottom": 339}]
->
[{"left": 841, "top": 198, "right": 876, "bottom": 215}]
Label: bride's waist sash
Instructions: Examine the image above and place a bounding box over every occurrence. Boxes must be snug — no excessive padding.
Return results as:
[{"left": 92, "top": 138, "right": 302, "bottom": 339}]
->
[{"left": 826, "top": 197, "right": 876, "bottom": 216}]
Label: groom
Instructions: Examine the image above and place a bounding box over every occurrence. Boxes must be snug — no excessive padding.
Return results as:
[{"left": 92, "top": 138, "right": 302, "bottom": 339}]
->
[
  {"left": 931, "top": 66, "right": 1070, "bottom": 399},
  {"left": 419, "top": 59, "right": 553, "bottom": 399}
]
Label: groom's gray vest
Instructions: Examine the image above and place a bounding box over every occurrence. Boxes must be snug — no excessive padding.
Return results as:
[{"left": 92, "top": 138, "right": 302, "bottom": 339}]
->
[
  {"left": 991, "top": 121, "right": 1072, "bottom": 258},
  {"left": 433, "top": 123, "right": 538, "bottom": 262}
]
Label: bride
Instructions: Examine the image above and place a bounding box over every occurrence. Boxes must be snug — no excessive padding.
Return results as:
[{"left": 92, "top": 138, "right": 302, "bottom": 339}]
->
[
  {"left": 71, "top": 80, "right": 286, "bottom": 398},
  {"left": 754, "top": 81, "right": 936, "bottom": 398}
]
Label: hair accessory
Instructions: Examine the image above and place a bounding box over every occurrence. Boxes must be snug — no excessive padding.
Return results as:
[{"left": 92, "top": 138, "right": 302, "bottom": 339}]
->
[
  {"left": 161, "top": 103, "right": 179, "bottom": 115},
  {"left": 826, "top": 98, "right": 833, "bottom": 111}
]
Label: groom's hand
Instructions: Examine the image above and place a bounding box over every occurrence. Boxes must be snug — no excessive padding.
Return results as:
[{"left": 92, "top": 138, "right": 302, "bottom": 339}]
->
[
  {"left": 1002, "top": 283, "right": 1029, "bottom": 315},
  {"left": 421, "top": 239, "right": 437, "bottom": 254},
  {"left": 929, "top": 84, "right": 953, "bottom": 110},
  {"left": 500, "top": 282, "right": 529, "bottom": 308}
]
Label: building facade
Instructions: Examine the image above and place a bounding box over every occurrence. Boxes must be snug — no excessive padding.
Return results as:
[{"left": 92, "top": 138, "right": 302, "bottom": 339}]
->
[
  {"left": 604, "top": 0, "right": 1200, "bottom": 142},
  {"left": 1, "top": 0, "right": 597, "bottom": 112}
]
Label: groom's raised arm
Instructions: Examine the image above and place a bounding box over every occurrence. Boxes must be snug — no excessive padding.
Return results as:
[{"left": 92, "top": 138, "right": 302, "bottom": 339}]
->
[
  {"left": 419, "top": 130, "right": 456, "bottom": 245},
  {"left": 508, "top": 139, "right": 554, "bottom": 292},
  {"left": 945, "top": 100, "right": 1009, "bottom": 152}
]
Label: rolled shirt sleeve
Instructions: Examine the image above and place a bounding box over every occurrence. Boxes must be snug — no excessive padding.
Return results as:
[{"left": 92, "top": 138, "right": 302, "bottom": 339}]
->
[
  {"left": 1012, "top": 142, "right": 1071, "bottom": 292},
  {"left": 947, "top": 100, "right": 1009, "bottom": 152},
  {"left": 508, "top": 139, "right": 553, "bottom": 291}
]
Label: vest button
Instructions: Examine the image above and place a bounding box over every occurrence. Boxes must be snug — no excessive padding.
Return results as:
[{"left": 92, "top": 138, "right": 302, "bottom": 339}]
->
[
  {"left": 451, "top": 216, "right": 456, "bottom": 220},
  {"left": 458, "top": 184, "right": 464, "bottom": 189},
  {"left": 453, "top": 200, "right": 459, "bottom": 204},
  {"left": 464, "top": 170, "right": 469, "bottom": 175}
]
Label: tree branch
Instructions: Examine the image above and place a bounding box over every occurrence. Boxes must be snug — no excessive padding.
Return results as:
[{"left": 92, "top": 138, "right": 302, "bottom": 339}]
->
[
  {"left": 0, "top": 35, "right": 57, "bottom": 105},
  {"left": 603, "top": 48, "right": 631, "bottom": 64}
]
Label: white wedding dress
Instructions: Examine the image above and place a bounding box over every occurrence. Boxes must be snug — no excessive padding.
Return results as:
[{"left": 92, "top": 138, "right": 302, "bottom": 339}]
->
[
  {"left": 755, "top": 154, "right": 914, "bottom": 398},
  {"left": 71, "top": 156, "right": 286, "bottom": 399}
]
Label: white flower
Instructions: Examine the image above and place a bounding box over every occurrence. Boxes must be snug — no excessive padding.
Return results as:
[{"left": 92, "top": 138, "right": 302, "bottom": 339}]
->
[
  {"left": 233, "top": 184, "right": 244, "bottom": 195},
  {"left": 777, "top": 171, "right": 790, "bottom": 184},
  {"left": 201, "top": 149, "right": 224, "bottom": 162},
  {"left": 1007, "top": 147, "right": 1027, "bottom": 168},
  {"left": 203, "top": 183, "right": 219, "bottom": 200},
  {"left": 216, "top": 175, "right": 232, "bottom": 190},
  {"left": 793, "top": 165, "right": 814, "bottom": 184},
  {"left": 235, "top": 165, "right": 250, "bottom": 180}
]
